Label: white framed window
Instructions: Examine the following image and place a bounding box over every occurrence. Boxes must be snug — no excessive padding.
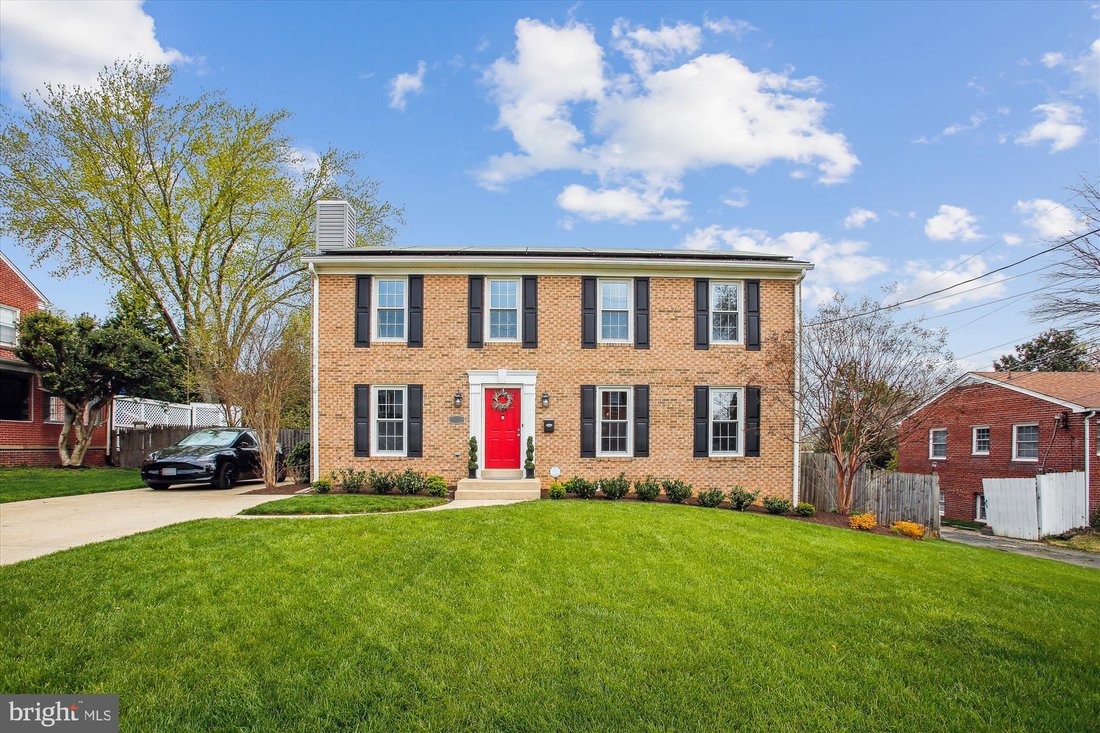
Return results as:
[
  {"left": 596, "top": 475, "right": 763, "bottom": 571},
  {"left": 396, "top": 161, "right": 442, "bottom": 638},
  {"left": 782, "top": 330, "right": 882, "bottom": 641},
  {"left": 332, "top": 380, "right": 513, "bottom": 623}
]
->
[
  {"left": 598, "top": 279, "right": 632, "bottom": 343},
  {"left": 0, "top": 305, "right": 18, "bottom": 347},
  {"left": 975, "top": 494, "right": 988, "bottom": 522},
  {"left": 485, "top": 278, "right": 521, "bottom": 342},
  {"left": 709, "top": 387, "right": 745, "bottom": 456},
  {"left": 1012, "top": 423, "right": 1039, "bottom": 462},
  {"left": 46, "top": 396, "right": 66, "bottom": 423},
  {"left": 709, "top": 281, "right": 742, "bottom": 344},
  {"left": 972, "top": 426, "right": 990, "bottom": 456},
  {"left": 597, "top": 387, "right": 632, "bottom": 456},
  {"left": 938, "top": 494, "right": 945, "bottom": 517},
  {"left": 929, "top": 428, "right": 947, "bottom": 460},
  {"left": 372, "top": 278, "right": 407, "bottom": 341},
  {"left": 372, "top": 386, "right": 407, "bottom": 456}
]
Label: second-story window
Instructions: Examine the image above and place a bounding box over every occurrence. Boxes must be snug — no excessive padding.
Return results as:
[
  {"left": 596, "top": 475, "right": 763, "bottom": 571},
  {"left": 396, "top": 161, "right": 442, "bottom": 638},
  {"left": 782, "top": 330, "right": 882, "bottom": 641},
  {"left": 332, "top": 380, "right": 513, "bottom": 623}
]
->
[
  {"left": 599, "top": 280, "right": 631, "bottom": 343},
  {"left": 373, "top": 278, "right": 407, "bottom": 341},
  {"left": 710, "top": 281, "right": 741, "bottom": 344},
  {"left": 487, "top": 278, "right": 520, "bottom": 341},
  {"left": 929, "top": 428, "right": 947, "bottom": 459},
  {"left": 0, "top": 305, "right": 18, "bottom": 347}
]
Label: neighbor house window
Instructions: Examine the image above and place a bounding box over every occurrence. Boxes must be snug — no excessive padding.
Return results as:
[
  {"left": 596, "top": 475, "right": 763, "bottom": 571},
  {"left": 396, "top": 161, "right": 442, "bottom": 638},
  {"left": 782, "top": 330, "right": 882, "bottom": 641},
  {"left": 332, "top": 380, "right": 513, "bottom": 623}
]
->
[
  {"left": 975, "top": 494, "right": 988, "bottom": 522},
  {"left": 710, "top": 281, "right": 741, "bottom": 344},
  {"left": 0, "top": 370, "right": 31, "bottom": 421},
  {"left": 1013, "top": 423, "right": 1039, "bottom": 461},
  {"left": 46, "top": 396, "right": 66, "bottom": 423},
  {"left": 486, "top": 278, "right": 520, "bottom": 341},
  {"left": 373, "top": 386, "right": 406, "bottom": 455},
  {"left": 929, "top": 428, "right": 947, "bottom": 459},
  {"left": 972, "top": 426, "right": 990, "bottom": 456},
  {"left": 373, "top": 278, "right": 407, "bottom": 341},
  {"left": 0, "top": 305, "right": 17, "bottom": 347},
  {"left": 938, "top": 494, "right": 945, "bottom": 517},
  {"left": 709, "top": 387, "right": 744, "bottom": 456},
  {"left": 598, "top": 280, "right": 631, "bottom": 342},
  {"left": 597, "top": 387, "right": 631, "bottom": 456}
]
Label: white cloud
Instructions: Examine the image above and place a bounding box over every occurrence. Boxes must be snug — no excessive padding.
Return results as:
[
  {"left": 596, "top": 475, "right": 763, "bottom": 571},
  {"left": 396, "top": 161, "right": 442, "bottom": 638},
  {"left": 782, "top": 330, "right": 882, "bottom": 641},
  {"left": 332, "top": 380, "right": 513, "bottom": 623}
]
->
[
  {"left": 556, "top": 184, "right": 688, "bottom": 223},
  {"left": 1015, "top": 102, "right": 1086, "bottom": 152},
  {"left": 286, "top": 145, "right": 321, "bottom": 181},
  {"left": 1041, "top": 52, "right": 1065, "bottom": 68},
  {"left": 942, "top": 112, "right": 985, "bottom": 136},
  {"left": 1071, "top": 39, "right": 1100, "bottom": 96},
  {"left": 842, "top": 208, "right": 878, "bottom": 229},
  {"left": 388, "top": 61, "right": 427, "bottom": 111},
  {"left": 925, "top": 205, "right": 983, "bottom": 241},
  {"left": 0, "top": 0, "right": 188, "bottom": 98},
  {"left": 703, "top": 17, "right": 757, "bottom": 39},
  {"left": 722, "top": 187, "right": 749, "bottom": 208},
  {"left": 1003, "top": 233, "right": 1023, "bottom": 246},
  {"left": 1014, "top": 198, "right": 1084, "bottom": 240},
  {"left": 479, "top": 18, "right": 858, "bottom": 222},
  {"left": 889, "top": 256, "right": 1006, "bottom": 310}
]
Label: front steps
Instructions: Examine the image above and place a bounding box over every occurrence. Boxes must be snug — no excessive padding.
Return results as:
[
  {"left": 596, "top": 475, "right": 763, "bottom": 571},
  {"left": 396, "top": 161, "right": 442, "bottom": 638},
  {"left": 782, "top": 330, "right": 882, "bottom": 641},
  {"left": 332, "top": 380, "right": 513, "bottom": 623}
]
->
[{"left": 455, "top": 477, "right": 541, "bottom": 501}]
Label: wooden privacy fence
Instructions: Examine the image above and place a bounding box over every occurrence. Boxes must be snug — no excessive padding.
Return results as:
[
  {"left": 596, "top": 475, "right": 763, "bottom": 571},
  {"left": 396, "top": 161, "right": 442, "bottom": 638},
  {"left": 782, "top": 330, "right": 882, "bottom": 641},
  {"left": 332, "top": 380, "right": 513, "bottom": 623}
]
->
[
  {"left": 112, "top": 426, "right": 310, "bottom": 468},
  {"left": 799, "top": 453, "right": 941, "bottom": 534}
]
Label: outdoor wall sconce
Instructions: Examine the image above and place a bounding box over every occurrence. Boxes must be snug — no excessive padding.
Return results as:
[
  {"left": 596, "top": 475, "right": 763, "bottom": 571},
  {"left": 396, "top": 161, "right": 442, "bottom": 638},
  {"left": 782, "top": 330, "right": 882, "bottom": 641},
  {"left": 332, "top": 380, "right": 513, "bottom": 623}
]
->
[
  {"left": 541, "top": 391, "right": 550, "bottom": 409},
  {"left": 453, "top": 391, "right": 463, "bottom": 408}
]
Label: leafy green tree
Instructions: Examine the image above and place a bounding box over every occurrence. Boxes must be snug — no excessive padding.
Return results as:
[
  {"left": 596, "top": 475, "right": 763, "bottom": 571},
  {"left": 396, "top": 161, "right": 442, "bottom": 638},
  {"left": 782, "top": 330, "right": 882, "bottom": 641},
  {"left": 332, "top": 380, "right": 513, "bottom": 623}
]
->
[
  {"left": 103, "top": 289, "right": 190, "bottom": 402},
  {"left": 15, "top": 311, "right": 176, "bottom": 466},
  {"left": 993, "top": 329, "right": 1093, "bottom": 372}
]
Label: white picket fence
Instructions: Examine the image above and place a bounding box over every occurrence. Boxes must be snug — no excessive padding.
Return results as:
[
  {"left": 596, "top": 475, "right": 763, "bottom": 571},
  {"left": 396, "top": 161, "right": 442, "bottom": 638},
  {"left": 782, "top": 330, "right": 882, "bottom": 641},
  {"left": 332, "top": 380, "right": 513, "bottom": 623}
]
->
[{"left": 981, "top": 471, "right": 1088, "bottom": 540}]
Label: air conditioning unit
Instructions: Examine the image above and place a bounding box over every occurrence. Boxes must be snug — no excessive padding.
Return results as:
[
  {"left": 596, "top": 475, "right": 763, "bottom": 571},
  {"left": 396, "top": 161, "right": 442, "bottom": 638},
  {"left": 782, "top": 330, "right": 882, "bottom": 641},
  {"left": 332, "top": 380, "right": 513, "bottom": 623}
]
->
[{"left": 315, "top": 200, "right": 356, "bottom": 251}]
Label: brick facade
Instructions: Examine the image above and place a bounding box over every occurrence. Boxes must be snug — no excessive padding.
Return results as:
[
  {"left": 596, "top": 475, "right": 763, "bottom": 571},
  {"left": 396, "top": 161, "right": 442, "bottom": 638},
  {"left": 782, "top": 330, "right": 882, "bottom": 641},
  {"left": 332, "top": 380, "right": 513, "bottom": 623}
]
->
[
  {"left": 898, "top": 382, "right": 1099, "bottom": 520},
  {"left": 314, "top": 271, "right": 801, "bottom": 498}
]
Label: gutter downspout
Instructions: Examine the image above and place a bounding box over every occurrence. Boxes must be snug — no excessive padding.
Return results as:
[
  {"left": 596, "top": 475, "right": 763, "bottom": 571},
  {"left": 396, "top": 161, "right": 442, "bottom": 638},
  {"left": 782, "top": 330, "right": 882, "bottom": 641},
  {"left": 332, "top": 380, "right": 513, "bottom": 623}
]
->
[
  {"left": 310, "top": 262, "right": 319, "bottom": 485},
  {"left": 792, "top": 278, "right": 802, "bottom": 506},
  {"left": 1086, "top": 411, "right": 1095, "bottom": 516}
]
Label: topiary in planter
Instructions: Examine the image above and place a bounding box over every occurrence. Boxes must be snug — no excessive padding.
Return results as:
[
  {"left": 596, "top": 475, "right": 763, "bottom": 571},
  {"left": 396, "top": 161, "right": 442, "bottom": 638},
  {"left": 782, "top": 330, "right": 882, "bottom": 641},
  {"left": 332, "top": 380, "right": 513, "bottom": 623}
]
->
[
  {"left": 524, "top": 436, "right": 535, "bottom": 479},
  {"left": 467, "top": 437, "right": 478, "bottom": 478}
]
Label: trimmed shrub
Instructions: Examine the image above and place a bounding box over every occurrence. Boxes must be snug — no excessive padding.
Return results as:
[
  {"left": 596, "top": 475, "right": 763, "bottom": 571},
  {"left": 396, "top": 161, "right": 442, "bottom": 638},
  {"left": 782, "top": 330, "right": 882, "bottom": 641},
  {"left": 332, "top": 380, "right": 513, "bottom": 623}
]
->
[
  {"left": 697, "top": 488, "right": 725, "bottom": 508},
  {"left": 286, "top": 441, "right": 310, "bottom": 483},
  {"left": 634, "top": 476, "right": 661, "bottom": 501},
  {"left": 662, "top": 478, "right": 693, "bottom": 504},
  {"left": 397, "top": 469, "right": 427, "bottom": 495},
  {"left": 525, "top": 436, "right": 535, "bottom": 472},
  {"left": 1091, "top": 508, "right": 1100, "bottom": 529},
  {"left": 312, "top": 478, "right": 332, "bottom": 494},
  {"left": 368, "top": 469, "right": 397, "bottom": 495},
  {"left": 891, "top": 520, "right": 926, "bottom": 539},
  {"left": 339, "top": 468, "right": 367, "bottom": 494},
  {"left": 600, "top": 473, "right": 631, "bottom": 500},
  {"left": 548, "top": 482, "right": 566, "bottom": 500},
  {"left": 762, "top": 496, "right": 792, "bottom": 515},
  {"left": 425, "top": 475, "right": 448, "bottom": 498},
  {"left": 565, "top": 476, "right": 597, "bottom": 499},
  {"left": 794, "top": 501, "right": 816, "bottom": 517},
  {"left": 726, "top": 486, "right": 759, "bottom": 511},
  {"left": 849, "top": 512, "right": 877, "bottom": 530},
  {"left": 467, "top": 437, "right": 478, "bottom": 475}
]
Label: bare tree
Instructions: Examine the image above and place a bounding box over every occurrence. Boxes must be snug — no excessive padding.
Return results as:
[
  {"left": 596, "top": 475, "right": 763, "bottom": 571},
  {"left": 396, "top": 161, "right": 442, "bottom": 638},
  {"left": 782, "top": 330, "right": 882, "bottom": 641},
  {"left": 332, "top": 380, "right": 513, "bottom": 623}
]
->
[
  {"left": 794, "top": 295, "right": 957, "bottom": 514},
  {"left": 1033, "top": 179, "right": 1100, "bottom": 332}
]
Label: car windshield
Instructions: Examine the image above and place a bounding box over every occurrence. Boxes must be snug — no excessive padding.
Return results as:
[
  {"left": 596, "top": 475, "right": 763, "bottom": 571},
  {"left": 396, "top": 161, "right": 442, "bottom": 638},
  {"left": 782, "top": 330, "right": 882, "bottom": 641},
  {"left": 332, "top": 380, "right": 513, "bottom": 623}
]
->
[{"left": 176, "top": 430, "right": 242, "bottom": 448}]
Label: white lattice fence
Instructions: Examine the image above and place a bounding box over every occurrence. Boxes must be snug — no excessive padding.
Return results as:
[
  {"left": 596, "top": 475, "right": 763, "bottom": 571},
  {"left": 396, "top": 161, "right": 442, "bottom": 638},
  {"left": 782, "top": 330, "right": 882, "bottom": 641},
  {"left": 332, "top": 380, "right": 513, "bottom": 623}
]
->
[{"left": 112, "top": 397, "right": 239, "bottom": 429}]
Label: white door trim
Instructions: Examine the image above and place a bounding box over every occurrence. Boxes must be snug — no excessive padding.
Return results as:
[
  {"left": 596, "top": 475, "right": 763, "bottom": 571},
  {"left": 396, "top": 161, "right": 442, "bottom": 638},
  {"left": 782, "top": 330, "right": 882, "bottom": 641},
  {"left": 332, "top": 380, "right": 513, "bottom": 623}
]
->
[{"left": 468, "top": 369, "right": 537, "bottom": 478}]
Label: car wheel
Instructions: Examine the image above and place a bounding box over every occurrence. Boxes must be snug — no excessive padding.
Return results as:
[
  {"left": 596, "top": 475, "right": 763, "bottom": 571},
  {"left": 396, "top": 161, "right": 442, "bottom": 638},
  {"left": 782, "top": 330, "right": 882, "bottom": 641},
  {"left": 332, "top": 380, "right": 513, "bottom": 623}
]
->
[
  {"left": 213, "top": 462, "right": 238, "bottom": 490},
  {"left": 148, "top": 481, "right": 172, "bottom": 491}
]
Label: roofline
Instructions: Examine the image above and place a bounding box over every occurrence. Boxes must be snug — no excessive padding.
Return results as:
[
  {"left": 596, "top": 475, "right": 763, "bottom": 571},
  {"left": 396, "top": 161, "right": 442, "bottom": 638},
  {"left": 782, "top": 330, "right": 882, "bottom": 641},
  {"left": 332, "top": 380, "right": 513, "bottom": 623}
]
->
[
  {"left": 900, "top": 372, "right": 1098, "bottom": 424},
  {"left": 0, "top": 251, "right": 50, "bottom": 306}
]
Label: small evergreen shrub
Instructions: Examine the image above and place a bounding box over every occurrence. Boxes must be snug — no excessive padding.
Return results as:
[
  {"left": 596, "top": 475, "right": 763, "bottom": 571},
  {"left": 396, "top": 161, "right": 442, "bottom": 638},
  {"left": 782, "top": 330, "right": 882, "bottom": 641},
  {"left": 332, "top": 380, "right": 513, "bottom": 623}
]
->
[
  {"left": 339, "top": 468, "right": 367, "bottom": 494},
  {"left": 726, "top": 486, "right": 759, "bottom": 511},
  {"left": 697, "top": 488, "right": 725, "bottom": 508},
  {"left": 367, "top": 469, "right": 397, "bottom": 495},
  {"left": 467, "top": 437, "right": 478, "bottom": 475},
  {"left": 565, "top": 476, "right": 597, "bottom": 499},
  {"left": 286, "top": 441, "right": 310, "bottom": 483},
  {"left": 600, "top": 473, "right": 631, "bottom": 500},
  {"left": 548, "top": 482, "right": 566, "bottom": 500},
  {"left": 312, "top": 478, "right": 332, "bottom": 494},
  {"left": 634, "top": 476, "right": 661, "bottom": 501},
  {"left": 397, "top": 469, "right": 427, "bottom": 495},
  {"left": 849, "top": 512, "right": 877, "bottom": 530},
  {"left": 662, "top": 478, "right": 693, "bottom": 504},
  {"left": 794, "top": 501, "right": 816, "bottom": 517},
  {"left": 525, "top": 436, "right": 535, "bottom": 472},
  {"left": 891, "top": 520, "right": 926, "bottom": 539},
  {"left": 762, "top": 496, "right": 792, "bottom": 514},
  {"left": 1091, "top": 508, "right": 1100, "bottom": 529},
  {"left": 425, "top": 475, "right": 448, "bottom": 497}
]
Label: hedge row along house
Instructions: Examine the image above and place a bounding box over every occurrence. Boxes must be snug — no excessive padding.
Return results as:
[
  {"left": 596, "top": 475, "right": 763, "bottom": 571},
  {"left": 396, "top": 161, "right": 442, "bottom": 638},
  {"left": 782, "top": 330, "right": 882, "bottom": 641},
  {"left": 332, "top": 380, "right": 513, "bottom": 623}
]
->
[{"left": 307, "top": 201, "right": 813, "bottom": 501}]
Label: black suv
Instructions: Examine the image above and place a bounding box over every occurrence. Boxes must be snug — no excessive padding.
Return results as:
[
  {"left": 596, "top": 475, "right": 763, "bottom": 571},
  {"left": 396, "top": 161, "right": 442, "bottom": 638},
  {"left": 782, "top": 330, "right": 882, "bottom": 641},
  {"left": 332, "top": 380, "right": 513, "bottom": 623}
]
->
[{"left": 141, "top": 428, "right": 283, "bottom": 490}]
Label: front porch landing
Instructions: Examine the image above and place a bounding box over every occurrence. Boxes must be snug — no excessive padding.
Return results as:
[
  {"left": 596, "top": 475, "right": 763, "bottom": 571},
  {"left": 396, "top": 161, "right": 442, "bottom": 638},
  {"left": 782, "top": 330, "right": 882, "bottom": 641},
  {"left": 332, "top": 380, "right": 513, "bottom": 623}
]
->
[{"left": 455, "top": 478, "right": 541, "bottom": 501}]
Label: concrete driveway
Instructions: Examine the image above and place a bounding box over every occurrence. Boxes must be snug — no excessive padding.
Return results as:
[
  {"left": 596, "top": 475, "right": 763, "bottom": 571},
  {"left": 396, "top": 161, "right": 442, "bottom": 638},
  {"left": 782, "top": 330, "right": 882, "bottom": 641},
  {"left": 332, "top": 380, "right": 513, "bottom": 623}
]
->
[{"left": 1, "top": 483, "right": 291, "bottom": 565}]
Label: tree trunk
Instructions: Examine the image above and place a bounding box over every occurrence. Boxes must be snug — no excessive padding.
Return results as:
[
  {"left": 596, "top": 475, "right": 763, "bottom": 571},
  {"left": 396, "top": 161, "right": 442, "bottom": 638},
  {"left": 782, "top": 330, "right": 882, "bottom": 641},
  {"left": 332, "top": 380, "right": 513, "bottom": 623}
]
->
[{"left": 57, "top": 413, "right": 75, "bottom": 466}]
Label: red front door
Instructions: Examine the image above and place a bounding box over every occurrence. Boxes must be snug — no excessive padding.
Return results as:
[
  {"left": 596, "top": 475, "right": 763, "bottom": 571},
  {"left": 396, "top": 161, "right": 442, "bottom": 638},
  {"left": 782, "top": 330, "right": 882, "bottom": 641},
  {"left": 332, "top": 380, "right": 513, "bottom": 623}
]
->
[{"left": 484, "top": 388, "right": 521, "bottom": 469}]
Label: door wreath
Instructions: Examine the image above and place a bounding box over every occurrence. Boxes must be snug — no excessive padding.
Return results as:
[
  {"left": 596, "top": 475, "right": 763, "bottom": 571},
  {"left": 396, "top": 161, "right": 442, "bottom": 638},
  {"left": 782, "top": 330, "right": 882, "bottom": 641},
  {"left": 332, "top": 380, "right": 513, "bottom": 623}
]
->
[{"left": 490, "top": 389, "right": 514, "bottom": 412}]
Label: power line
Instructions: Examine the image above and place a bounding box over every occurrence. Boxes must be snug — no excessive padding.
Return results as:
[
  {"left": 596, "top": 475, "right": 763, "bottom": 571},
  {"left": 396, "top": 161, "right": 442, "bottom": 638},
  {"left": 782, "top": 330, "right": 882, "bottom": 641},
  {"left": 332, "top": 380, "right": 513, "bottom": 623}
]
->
[
  {"left": 955, "top": 325, "right": 1100, "bottom": 362},
  {"left": 918, "top": 286, "right": 1045, "bottom": 323}
]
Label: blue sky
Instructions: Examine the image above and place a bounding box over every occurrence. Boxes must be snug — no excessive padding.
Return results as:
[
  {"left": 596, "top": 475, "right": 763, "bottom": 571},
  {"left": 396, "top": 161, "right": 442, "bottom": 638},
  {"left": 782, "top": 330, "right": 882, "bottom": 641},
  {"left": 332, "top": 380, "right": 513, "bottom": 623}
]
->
[{"left": 1, "top": 0, "right": 1097, "bottom": 369}]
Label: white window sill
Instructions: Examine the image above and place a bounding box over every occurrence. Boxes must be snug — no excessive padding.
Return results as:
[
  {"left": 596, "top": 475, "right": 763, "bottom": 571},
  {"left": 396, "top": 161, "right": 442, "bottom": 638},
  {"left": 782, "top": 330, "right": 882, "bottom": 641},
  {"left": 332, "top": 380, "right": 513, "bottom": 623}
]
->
[
  {"left": 1011, "top": 458, "right": 1039, "bottom": 463},
  {"left": 972, "top": 452, "right": 989, "bottom": 457},
  {"left": 484, "top": 339, "right": 521, "bottom": 344},
  {"left": 594, "top": 454, "right": 633, "bottom": 460},
  {"left": 710, "top": 340, "right": 744, "bottom": 346},
  {"left": 929, "top": 456, "right": 947, "bottom": 461},
  {"left": 596, "top": 340, "right": 633, "bottom": 345},
  {"left": 708, "top": 453, "right": 745, "bottom": 459}
]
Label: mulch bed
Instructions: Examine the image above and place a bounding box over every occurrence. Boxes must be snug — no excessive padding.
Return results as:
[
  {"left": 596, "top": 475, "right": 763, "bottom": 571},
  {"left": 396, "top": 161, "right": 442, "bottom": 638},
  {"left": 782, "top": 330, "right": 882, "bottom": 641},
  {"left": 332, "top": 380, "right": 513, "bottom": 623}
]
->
[{"left": 244, "top": 484, "right": 459, "bottom": 499}]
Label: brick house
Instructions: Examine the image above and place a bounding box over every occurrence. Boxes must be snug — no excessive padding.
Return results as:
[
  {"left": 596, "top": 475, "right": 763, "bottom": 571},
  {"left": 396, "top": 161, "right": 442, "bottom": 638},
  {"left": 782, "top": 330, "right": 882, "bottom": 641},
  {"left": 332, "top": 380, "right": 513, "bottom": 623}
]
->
[
  {"left": 307, "top": 201, "right": 811, "bottom": 500},
  {"left": 0, "top": 251, "right": 109, "bottom": 466},
  {"left": 897, "top": 371, "right": 1100, "bottom": 521}
]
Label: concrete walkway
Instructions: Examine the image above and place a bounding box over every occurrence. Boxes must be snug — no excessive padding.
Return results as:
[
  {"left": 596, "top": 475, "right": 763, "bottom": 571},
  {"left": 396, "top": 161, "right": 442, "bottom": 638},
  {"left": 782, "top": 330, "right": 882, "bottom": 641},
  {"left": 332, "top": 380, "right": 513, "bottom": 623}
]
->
[
  {"left": 0, "top": 483, "right": 291, "bottom": 565},
  {"left": 235, "top": 498, "right": 524, "bottom": 518},
  {"left": 940, "top": 527, "right": 1100, "bottom": 569}
]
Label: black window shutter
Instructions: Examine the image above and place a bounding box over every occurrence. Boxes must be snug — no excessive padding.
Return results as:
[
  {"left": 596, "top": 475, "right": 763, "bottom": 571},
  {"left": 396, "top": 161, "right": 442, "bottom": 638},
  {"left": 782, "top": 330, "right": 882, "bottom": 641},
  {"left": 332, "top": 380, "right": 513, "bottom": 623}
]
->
[
  {"left": 355, "top": 275, "right": 371, "bottom": 347},
  {"left": 694, "top": 278, "right": 709, "bottom": 350},
  {"left": 633, "top": 385, "right": 650, "bottom": 457},
  {"left": 693, "top": 386, "right": 709, "bottom": 457},
  {"left": 634, "top": 278, "right": 650, "bottom": 349},
  {"left": 407, "top": 385, "right": 423, "bottom": 457},
  {"left": 581, "top": 385, "right": 596, "bottom": 457},
  {"left": 354, "top": 384, "right": 370, "bottom": 456},
  {"left": 408, "top": 275, "right": 424, "bottom": 347},
  {"left": 522, "top": 275, "right": 538, "bottom": 348},
  {"left": 581, "top": 277, "right": 597, "bottom": 348},
  {"left": 467, "top": 276, "right": 484, "bottom": 348},
  {"left": 745, "top": 386, "right": 761, "bottom": 457},
  {"left": 745, "top": 280, "right": 760, "bottom": 351}
]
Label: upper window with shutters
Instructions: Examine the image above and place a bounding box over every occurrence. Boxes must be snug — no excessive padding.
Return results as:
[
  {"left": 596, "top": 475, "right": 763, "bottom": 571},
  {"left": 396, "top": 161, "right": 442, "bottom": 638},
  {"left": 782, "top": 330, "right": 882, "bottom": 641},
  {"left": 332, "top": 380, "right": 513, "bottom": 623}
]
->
[
  {"left": 709, "top": 282, "right": 742, "bottom": 345},
  {"left": 598, "top": 280, "right": 632, "bottom": 343},
  {"left": 372, "top": 278, "right": 407, "bottom": 341},
  {"left": 486, "top": 278, "right": 521, "bottom": 342}
]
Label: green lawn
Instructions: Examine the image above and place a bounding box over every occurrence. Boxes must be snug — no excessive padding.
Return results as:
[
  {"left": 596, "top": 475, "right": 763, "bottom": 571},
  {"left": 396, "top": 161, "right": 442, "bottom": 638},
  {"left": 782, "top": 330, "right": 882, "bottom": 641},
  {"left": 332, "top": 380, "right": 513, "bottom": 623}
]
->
[
  {"left": 0, "top": 466, "right": 144, "bottom": 503},
  {"left": 241, "top": 494, "right": 447, "bottom": 515},
  {"left": 1, "top": 502, "right": 1097, "bottom": 732}
]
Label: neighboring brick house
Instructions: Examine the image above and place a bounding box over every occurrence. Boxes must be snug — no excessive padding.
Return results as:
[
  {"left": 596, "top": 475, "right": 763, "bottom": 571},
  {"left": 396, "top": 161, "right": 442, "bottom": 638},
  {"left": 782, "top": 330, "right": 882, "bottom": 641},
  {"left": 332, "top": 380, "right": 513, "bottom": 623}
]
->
[
  {"left": 0, "top": 251, "right": 109, "bottom": 466},
  {"left": 897, "top": 371, "right": 1100, "bottom": 521},
  {"left": 306, "top": 201, "right": 811, "bottom": 500}
]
